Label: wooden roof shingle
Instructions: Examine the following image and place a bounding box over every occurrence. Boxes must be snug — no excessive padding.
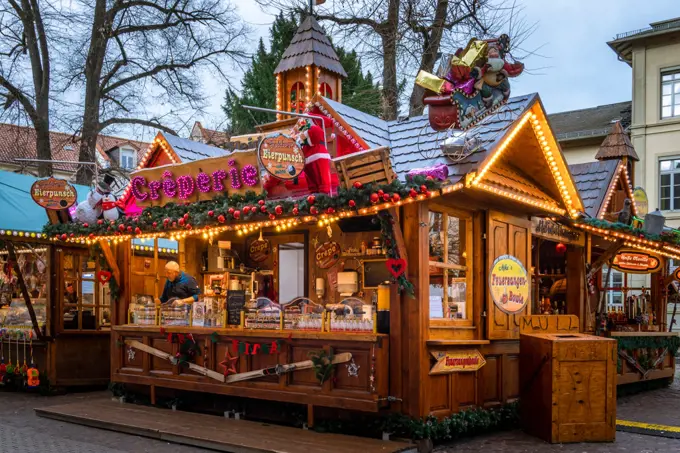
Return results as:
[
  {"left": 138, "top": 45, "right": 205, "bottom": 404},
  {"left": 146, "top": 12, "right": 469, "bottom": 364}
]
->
[
  {"left": 569, "top": 160, "right": 619, "bottom": 218},
  {"left": 594, "top": 121, "right": 639, "bottom": 161},
  {"left": 274, "top": 16, "right": 347, "bottom": 77}
]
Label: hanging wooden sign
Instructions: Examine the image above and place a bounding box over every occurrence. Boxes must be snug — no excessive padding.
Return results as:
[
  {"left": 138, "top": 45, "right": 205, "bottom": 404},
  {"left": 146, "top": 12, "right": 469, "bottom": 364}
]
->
[
  {"left": 489, "top": 254, "right": 529, "bottom": 315},
  {"left": 531, "top": 218, "right": 584, "bottom": 246},
  {"left": 31, "top": 177, "right": 77, "bottom": 210},
  {"left": 611, "top": 249, "right": 661, "bottom": 274},
  {"left": 315, "top": 241, "right": 341, "bottom": 269},
  {"left": 249, "top": 239, "right": 271, "bottom": 263},
  {"left": 130, "top": 152, "right": 262, "bottom": 207},
  {"left": 258, "top": 133, "right": 305, "bottom": 181},
  {"left": 429, "top": 349, "right": 486, "bottom": 374}
]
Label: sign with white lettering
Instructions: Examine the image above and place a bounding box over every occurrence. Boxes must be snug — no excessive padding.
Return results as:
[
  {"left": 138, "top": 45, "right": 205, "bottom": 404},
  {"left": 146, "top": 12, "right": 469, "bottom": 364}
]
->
[
  {"left": 611, "top": 249, "right": 661, "bottom": 274},
  {"left": 258, "top": 133, "right": 305, "bottom": 181},
  {"left": 489, "top": 254, "right": 529, "bottom": 315},
  {"left": 429, "top": 349, "right": 486, "bottom": 374}
]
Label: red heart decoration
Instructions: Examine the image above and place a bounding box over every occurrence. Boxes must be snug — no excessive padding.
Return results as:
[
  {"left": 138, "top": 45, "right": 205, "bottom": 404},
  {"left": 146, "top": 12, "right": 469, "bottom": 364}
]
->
[
  {"left": 97, "top": 270, "right": 112, "bottom": 284},
  {"left": 386, "top": 258, "right": 407, "bottom": 278}
]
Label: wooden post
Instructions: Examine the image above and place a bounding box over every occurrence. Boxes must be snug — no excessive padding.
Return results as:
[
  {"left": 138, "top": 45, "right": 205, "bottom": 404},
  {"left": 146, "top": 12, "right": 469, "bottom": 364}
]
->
[
  {"left": 6, "top": 242, "right": 44, "bottom": 340},
  {"left": 98, "top": 239, "right": 121, "bottom": 284},
  {"left": 401, "top": 202, "right": 429, "bottom": 417},
  {"left": 307, "top": 404, "right": 314, "bottom": 429}
]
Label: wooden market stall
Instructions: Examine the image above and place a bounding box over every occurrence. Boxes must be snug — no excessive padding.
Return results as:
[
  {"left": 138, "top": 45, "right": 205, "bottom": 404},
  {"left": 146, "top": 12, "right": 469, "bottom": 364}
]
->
[
  {"left": 43, "top": 21, "right": 678, "bottom": 423},
  {"left": 0, "top": 171, "right": 111, "bottom": 390}
]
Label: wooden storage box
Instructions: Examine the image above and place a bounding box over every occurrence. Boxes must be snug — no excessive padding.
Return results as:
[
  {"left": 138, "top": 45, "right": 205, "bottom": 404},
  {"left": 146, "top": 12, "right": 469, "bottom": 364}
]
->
[{"left": 520, "top": 331, "right": 616, "bottom": 443}]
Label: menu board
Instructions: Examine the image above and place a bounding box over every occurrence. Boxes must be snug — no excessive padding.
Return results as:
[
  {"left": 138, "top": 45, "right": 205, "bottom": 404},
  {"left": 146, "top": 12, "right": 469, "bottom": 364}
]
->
[{"left": 226, "top": 290, "right": 246, "bottom": 326}]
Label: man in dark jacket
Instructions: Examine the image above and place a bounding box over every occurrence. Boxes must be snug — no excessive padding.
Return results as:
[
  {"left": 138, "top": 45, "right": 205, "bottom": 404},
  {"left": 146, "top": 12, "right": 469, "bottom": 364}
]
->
[{"left": 156, "top": 261, "right": 200, "bottom": 306}]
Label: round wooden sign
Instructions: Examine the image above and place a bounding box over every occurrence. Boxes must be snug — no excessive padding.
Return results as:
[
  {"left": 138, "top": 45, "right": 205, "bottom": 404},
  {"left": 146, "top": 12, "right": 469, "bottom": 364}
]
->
[
  {"left": 489, "top": 254, "right": 529, "bottom": 315},
  {"left": 249, "top": 239, "right": 271, "bottom": 263},
  {"left": 612, "top": 249, "right": 660, "bottom": 274},
  {"left": 315, "top": 241, "right": 341, "bottom": 269},
  {"left": 258, "top": 133, "right": 305, "bottom": 181},
  {"left": 31, "top": 177, "right": 77, "bottom": 210}
]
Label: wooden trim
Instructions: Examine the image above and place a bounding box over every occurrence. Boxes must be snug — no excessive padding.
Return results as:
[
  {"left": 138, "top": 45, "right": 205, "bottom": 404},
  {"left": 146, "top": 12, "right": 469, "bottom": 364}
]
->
[
  {"left": 316, "top": 96, "right": 371, "bottom": 150},
  {"left": 426, "top": 339, "right": 490, "bottom": 346}
]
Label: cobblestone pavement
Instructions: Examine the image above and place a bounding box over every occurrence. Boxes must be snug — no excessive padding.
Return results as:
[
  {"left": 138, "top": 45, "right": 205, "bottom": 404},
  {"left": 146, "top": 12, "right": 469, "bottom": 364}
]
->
[
  {"left": 5, "top": 370, "right": 680, "bottom": 453},
  {"left": 0, "top": 390, "right": 208, "bottom": 453}
]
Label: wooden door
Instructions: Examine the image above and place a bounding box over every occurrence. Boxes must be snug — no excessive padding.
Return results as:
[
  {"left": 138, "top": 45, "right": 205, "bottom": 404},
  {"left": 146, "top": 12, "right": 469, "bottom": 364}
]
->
[{"left": 487, "top": 211, "right": 531, "bottom": 340}]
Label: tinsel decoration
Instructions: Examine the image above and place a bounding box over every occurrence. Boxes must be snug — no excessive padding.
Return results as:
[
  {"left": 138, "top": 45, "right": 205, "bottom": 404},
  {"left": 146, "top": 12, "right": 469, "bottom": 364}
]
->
[
  {"left": 44, "top": 177, "right": 442, "bottom": 238},
  {"left": 378, "top": 211, "right": 414, "bottom": 296}
]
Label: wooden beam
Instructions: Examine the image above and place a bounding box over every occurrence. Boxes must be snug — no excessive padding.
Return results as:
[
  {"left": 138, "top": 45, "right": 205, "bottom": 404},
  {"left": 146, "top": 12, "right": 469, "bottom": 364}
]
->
[
  {"left": 99, "top": 240, "right": 121, "bottom": 284},
  {"left": 387, "top": 208, "right": 408, "bottom": 263},
  {"left": 587, "top": 239, "right": 624, "bottom": 280},
  {"left": 6, "top": 242, "right": 44, "bottom": 340}
]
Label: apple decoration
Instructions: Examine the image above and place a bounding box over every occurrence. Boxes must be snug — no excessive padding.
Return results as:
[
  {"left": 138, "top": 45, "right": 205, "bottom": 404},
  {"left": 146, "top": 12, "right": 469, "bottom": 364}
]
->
[
  {"left": 217, "top": 215, "right": 225, "bottom": 223},
  {"left": 275, "top": 205, "right": 283, "bottom": 215},
  {"left": 127, "top": 226, "right": 133, "bottom": 233},
  {"left": 243, "top": 206, "right": 251, "bottom": 214},
  {"left": 61, "top": 234, "right": 67, "bottom": 240},
  {"left": 97, "top": 219, "right": 104, "bottom": 225},
  {"left": 420, "top": 185, "right": 428, "bottom": 193},
  {"left": 260, "top": 205, "right": 268, "bottom": 213},
  {"left": 409, "top": 189, "right": 418, "bottom": 198},
  {"left": 258, "top": 200, "right": 265, "bottom": 206},
  {"left": 327, "top": 207, "right": 335, "bottom": 214},
  {"left": 310, "top": 206, "right": 318, "bottom": 215},
  {"left": 392, "top": 193, "right": 401, "bottom": 202},
  {"left": 178, "top": 218, "right": 185, "bottom": 226},
  {"left": 233, "top": 210, "right": 241, "bottom": 220},
  {"left": 307, "top": 195, "right": 316, "bottom": 205},
  {"left": 83, "top": 223, "right": 89, "bottom": 228},
  {"left": 269, "top": 214, "right": 276, "bottom": 220},
  {"left": 183, "top": 213, "right": 189, "bottom": 220},
  {"left": 382, "top": 193, "right": 391, "bottom": 202},
  {"left": 370, "top": 193, "right": 379, "bottom": 204},
  {"left": 348, "top": 200, "right": 356, "bottom": 207},
  {"left": 118, "top": 224, "right": 126, "bottom": 232},
  {"left": 228, "top": 207, "right": 235, "bottom": 214},
  {"left": 135, "top": 227, "right": 142, "bottom": 234},
  {"left": 353, "top": 182, "right": 363, "bottom": 189},
  {"left": 208, "top": 210, "right": 214, "bottom": 217},
  {"left": 152, "top": 222, "right": 158, "bottom": 228},
  {"left": 292, "top": 207, "right": 299, "bottom": 216}
]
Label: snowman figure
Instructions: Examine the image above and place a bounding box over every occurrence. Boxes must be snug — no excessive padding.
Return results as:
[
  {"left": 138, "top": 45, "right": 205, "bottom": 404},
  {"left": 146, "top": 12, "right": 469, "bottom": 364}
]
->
[
  {"left": 101, "top": 193, "right": 120, "bottom": 221},
  {"left": 74, "top": 189, "right": 104, "bottom": 224}
]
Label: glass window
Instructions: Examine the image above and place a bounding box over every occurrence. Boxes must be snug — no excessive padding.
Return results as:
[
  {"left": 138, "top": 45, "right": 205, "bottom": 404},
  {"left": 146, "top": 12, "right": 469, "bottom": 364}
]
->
[
  {"left": 659, "top": 159, "right": 680, "bottom": 211},
  {"left": 601, "top": 265, "right": 651, "bottom": 309},
  {"left": 290, "top": 81, "right": 306, "bottom": 113},
  {"left": 428, "top": 210, "right": 472, "bottom": 322},
  {"left": 120, "top": 149, "right": 137, "bottom": 170},
  {"left": 63, "top": 252, "right": 111, "bottom": 331},
  {"left": 661, "top": 69, "right": 680, "bottom": 119}
]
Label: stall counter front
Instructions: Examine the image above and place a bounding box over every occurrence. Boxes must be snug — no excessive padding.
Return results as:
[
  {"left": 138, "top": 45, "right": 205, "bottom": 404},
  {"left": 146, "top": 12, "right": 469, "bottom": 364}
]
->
[
  {"left": 609, "top": 331, "right": 678, "bottom": 386},
  {"left": 112, "top": 324, "right": 389, "bottom": 412}
]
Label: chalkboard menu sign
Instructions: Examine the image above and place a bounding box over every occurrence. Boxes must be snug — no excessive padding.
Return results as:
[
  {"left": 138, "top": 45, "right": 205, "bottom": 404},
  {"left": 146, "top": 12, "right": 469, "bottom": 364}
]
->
[{"left": 226, "top": 290, "right": 246, "bottom": 326}]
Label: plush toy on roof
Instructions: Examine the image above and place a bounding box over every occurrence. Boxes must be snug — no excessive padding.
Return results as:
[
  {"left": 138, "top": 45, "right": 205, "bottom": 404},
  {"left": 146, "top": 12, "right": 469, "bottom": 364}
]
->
[{"left": 416, "top": 34, "right": 524, "bottom": 131}]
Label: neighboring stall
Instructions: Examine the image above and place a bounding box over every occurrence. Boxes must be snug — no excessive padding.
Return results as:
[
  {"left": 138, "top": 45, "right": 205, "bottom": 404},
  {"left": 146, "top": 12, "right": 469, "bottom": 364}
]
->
[{"left": 0, "top": 171, "right": 112, "bottom": 389}]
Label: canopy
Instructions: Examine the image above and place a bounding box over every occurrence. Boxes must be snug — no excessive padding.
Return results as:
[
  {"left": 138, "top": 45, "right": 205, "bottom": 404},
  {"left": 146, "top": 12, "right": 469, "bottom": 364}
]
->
[{"left": 0, "top": 170, "right": 90, "bottom": 234}]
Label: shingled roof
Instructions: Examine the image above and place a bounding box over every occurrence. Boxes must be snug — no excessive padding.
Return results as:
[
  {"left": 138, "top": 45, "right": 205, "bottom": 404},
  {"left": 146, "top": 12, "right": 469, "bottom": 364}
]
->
[
  {"left": 163, "top": 133, "right": 229, "bottom": 162},
  {"left": 594, "top": 121, "right": 639, "bottom": 161},
  {"left": 548, "top": 101, "right": 631, "bottom": 142},
  {"left": 274, "top": 16, "right": 347, "bottom": 77},
  {"left": 569, "top": 160, "right": 619, "bottom": 218}
]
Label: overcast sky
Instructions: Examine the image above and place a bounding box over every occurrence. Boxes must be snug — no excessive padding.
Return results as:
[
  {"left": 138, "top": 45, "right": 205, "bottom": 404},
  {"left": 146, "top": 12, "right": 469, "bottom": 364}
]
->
[{"left": 196, "top": 0, "right": 677, "bottom": 129}]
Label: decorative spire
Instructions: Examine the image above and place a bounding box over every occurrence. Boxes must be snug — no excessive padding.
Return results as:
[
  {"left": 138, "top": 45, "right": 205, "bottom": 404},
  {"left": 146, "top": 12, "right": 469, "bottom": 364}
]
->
[
  {"left": 595, "top": 121, "right": 639, "bottom": 161},
  {"left": 274, "top": 16, "right": 347, "bottom": 78}
]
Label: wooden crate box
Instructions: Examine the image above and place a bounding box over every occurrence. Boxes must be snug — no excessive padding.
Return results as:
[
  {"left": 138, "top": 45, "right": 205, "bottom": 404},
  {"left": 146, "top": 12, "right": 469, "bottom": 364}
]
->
[
  {"left": 333, "top": 146, "right": 396, "bottom": 188},
  {"left": 520, "top": 331, "right": 616, "bottom": 443}
]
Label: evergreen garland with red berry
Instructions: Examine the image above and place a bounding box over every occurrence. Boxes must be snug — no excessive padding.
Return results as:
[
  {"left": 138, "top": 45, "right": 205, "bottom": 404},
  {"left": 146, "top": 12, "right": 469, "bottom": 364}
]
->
[{"left": 44, "top": 176, "right": 443, "bottom": 239}]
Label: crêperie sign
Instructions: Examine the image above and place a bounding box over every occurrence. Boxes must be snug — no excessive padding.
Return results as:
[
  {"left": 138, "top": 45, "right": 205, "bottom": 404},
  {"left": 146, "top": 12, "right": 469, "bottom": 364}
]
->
[{"left": 130, "top": 152, "right": 262, "bottom": 207}]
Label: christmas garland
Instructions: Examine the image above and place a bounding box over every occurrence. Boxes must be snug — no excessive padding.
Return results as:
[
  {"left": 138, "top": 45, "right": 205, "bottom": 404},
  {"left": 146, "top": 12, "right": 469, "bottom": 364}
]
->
[
  {"left": 308, "top": 349, "right": 334, "bottom": 384},
  {"left": 43, "top": 177, "right": 442, "bottom": 239},
  {"left": 615, "top": 335, "right": 680, "bottom": 373},
  {"left": 378, "top": 211, "right": 414, "bottom": 296},
  {"left": 580, "top": 218, "right": 680, "bottom": 246},
  {"left": 163, "top": 332, "right": 201, "bottom": 367}
]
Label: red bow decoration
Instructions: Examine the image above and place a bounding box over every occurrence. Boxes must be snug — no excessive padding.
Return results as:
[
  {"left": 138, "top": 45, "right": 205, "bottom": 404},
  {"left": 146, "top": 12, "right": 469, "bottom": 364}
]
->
[
  {"left": 97, "top": 270, "right": 112, "bottom": 284},
  {"left": 386, "top": 258, "right": 407, "bottom": 278}
]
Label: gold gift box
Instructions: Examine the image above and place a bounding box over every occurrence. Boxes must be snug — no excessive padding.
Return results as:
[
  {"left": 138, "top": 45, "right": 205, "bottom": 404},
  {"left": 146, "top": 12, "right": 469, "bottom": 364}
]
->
[{"left": 416, "top": 70, "right": 446, "bottom": 94}]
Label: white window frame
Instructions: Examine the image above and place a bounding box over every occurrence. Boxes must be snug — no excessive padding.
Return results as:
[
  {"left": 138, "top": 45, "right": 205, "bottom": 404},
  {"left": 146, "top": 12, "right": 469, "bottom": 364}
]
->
[
  {"left": 661, "top": 68, "right": 680, "bottom": 120},
  {"left": 120, "top": 148, "right": 137, "bottom": 170},
  {"left": 659, "top": 157, "right": 680, "bottom": 211}
]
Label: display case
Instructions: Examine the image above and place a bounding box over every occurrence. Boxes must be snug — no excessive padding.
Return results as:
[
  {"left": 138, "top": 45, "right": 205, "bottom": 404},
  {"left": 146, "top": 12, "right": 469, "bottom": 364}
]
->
[
  {"left": 160, "top": 299, "right": 192, "bottom": 326},
  {"left": 128, "top": 294, "right": 158, "bottom": 325},
  {"left": 327, "top": 297, "right": 375, "bottom": 333},
  {"left": 1, "top": 299, "right": 48, "bottom": 332},
  {"left": 244, "top": 297, "right": 282, "bottom": 329},
  {"left": 282, "top": 297, "right": 324, "bottom": 331}
]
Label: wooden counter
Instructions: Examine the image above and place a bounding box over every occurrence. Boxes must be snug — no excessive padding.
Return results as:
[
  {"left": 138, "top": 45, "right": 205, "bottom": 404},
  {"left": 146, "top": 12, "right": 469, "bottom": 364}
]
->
[
  {"left": 112, "top": 325, "right": 389, "bottom": 413},
  {"left": 608, "top": 331, "right": 678, "bottom": 386}
]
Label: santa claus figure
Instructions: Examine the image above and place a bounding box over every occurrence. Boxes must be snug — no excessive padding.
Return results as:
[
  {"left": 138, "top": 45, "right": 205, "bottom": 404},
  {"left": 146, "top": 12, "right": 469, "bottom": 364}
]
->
[{"left": 297, "top": 115, "right": 333, "bottom": 194}]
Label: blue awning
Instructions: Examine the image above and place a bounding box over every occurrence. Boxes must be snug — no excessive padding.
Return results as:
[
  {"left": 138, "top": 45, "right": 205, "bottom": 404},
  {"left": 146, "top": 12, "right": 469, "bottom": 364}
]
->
[{"left": 0, "top": 170, "right": 90, "bottom": 234}]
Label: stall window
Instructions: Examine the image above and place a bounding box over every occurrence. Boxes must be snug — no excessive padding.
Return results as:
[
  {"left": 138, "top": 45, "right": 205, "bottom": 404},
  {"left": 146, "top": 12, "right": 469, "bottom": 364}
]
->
[
  {"left": 428, "top": 209, "right": 473, "bottom": 323},
  {"left": 601, "top": 265, "right": 651, "bottom": 307},
  {"left": 290, "top": 82, "right": 306, "bottom": 113},
  {"left": 319, "top": 82, "right": 333, "bottom": 98},
  {"left": 62, "top": 252, "right": 111, "bottom": 330}
]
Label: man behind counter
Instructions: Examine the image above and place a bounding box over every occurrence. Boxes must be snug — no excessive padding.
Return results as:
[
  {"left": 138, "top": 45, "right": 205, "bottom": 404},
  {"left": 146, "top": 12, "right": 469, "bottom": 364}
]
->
[{"left": 155, "top": 261, "right": 200, "bottom": 306}]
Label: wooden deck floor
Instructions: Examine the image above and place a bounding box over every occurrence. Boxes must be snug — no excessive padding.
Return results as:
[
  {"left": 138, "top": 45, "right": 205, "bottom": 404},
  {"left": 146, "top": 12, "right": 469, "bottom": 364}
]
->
[{"left": 35, "top": 399, "right": 415, "bottom": 453}]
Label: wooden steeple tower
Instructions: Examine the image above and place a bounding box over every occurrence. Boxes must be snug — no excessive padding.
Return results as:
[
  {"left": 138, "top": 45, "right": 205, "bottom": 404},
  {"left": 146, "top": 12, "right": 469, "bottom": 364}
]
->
[{"left": 273, "top": 15, "right": 347, "bottom": 120}]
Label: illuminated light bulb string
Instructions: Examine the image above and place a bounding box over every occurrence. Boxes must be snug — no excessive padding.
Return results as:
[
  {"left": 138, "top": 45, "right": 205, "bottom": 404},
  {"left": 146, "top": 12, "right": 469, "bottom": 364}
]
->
[{"left": 44, "top": 176, "right": 445, "bottom": 242}]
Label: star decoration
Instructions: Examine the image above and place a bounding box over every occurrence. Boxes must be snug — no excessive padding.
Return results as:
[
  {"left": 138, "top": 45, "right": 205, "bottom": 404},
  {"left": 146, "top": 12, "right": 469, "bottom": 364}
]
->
[
  {"left": 219, "top": 348, "right": 239, "bottom": 377},
  {"left": 127, "top": 347, "right": 136, "bottom": 361},
  {"left": 311, "top": 235, "right": 319, "bottom": 248}
]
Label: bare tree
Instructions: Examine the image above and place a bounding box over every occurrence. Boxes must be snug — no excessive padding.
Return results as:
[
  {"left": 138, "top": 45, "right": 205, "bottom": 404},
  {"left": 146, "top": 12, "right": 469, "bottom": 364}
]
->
[
  {"left": 63, "top": 0, "right": 250, "bottom": 184},
  {"left": 256, "top": 0, "right": 535, "bottom": 120},
  {"left": 0, "top": 0, "right": 54, "bottom": 176}
]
